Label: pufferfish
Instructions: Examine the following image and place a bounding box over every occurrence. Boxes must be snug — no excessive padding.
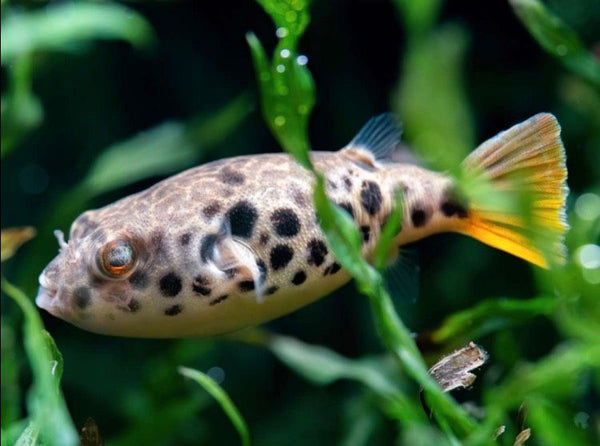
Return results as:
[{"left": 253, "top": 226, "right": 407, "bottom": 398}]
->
[{"left": 36, "top": 113, "right": 568, "bottom": 337}]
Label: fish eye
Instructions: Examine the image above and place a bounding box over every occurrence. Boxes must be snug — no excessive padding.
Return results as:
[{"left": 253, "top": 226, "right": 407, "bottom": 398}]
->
[{"left": 97, "top": 239, "right": 137, "bottom": 278}]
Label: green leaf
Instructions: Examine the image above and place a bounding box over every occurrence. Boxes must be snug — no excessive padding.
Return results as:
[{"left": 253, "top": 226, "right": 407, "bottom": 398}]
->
[
  {"left": 255, "top": 0, "right": 312, "bottom": 39},
  {"left": 488, "top": 342, "right": 600, "bottom": 409},
  {"left": 1, "top": 55, "right": 43, "bottom": 157},
  {"left": 510, "top": 0, "right": 600, "bottom": 87},
  {"left": 373, "top": 192, "right": 404, "bottom": 270},
  {"left": 1, "top": 319, "right": 21, "bottom": 427},
  {"left": 393, "top": 23, "right": 474, "bottom": 173},
  {"left": 527, "top": 399, "right": 592, "bottom": 446},
  {"left": 246, "top": 0, "right": 315, "bottom": 169},
  {"left": 80, "top": 93, "right": 253, "bottom": 198},
  {"left": 392, "top": 0, "right": 444, "bottom": 37},
  {"left": 431, "top": 296, "right": 557, "bottom": 346},
  {"left": 2, "top": 419, "right": 30, "bottom": 446},
  {"left": 178, "top": 366, "right": 250, "bottom": 446},
  {"left": 468, "top": 342, "right": 600, "bottom": 445},
  {"left": 14, "top": 421, "right": 39, "bottom": 446},
  {"left": 1, "top": 279, "right": 78, "bottom": 446},
  {"left": 1, "top": 2, "right": 156, "bottom": 64},
  {"left": 249, "top": 0, "right": 478, "bottom": 439}
]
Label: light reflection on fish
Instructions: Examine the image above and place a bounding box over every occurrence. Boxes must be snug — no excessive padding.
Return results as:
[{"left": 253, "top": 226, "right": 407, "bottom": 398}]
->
[{"left": 36, "top": 113, "right": 568, "bottom": 337}]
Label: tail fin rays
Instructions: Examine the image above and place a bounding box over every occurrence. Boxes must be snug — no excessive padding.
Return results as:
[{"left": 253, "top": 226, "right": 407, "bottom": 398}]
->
[{"left": 458, "top": 113, "right": 568, "bottom": 268}]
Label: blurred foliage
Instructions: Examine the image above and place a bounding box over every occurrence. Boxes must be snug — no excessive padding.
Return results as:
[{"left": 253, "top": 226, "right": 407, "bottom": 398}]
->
[
  {"left": 179, "top": 367, "right": 250, "bottom": 446},
  {"left": 2, "top": 1, "right": 599, "bottom": 446}
]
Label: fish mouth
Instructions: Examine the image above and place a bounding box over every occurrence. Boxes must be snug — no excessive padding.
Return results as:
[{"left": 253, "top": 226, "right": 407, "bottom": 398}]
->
[{"left": 36, "top": 273, "right": 62, "bottom": 316}]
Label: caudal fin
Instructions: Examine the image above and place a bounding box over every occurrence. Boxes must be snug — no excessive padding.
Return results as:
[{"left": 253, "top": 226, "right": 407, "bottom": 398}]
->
[{"left": 456, "top": 113, "right": 568, "bottom": 268}]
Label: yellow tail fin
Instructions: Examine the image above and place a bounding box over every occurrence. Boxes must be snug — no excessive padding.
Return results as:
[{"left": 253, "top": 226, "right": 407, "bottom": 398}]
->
[{"left": 455, "top": 113, "right": 568, "bottom": 268}]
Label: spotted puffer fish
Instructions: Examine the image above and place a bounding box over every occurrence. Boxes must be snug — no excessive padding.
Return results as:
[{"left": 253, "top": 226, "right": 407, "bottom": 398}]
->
[{"left": 36, "top": 113, "right": 568, "bottom": 337}]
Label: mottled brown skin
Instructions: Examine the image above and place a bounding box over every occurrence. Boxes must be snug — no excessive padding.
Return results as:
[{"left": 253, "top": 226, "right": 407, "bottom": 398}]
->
[{"left": 37, "top": 147, "right": 453, "bottom": 337}]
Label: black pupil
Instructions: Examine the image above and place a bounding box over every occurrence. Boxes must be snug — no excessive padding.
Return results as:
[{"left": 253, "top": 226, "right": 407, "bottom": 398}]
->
[{"left": 107, "top": 242, "right": 133, "bottom": 267}]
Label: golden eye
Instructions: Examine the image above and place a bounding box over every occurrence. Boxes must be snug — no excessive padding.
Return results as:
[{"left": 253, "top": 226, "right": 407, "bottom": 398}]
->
[{"left": 98, "top": 239, "right": 137, "bottom": 278}]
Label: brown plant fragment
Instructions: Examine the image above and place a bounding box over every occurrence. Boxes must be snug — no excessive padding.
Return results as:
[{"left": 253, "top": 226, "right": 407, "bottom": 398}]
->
[
  {"left": 80, "top": 417, "right": 104, "bottom": 446},
  {"left": 429, "top": 341, "right": 488, "bottom": 392},
  {"left": 1, "top": 226, "right": 36, "bottom": 262},
  {"left": 514, "top": 428, "right": 531, "bottom": 446}
]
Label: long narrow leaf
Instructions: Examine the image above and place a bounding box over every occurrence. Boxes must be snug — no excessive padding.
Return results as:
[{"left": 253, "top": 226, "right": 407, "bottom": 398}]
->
[
  {"left": 1, "top": 279, "right": 78, "bottom": 446},
  {"left": 178, "top": 366, "right": 250, "bottom": 446}
]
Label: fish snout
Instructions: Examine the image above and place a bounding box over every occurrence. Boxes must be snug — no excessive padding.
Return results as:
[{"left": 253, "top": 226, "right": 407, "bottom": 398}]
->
[{"left": 36, "top": 272, "right": 64, "bottom": 317}]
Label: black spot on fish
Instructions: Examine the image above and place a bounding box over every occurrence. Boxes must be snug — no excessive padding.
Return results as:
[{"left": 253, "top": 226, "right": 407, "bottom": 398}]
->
[
  {"left": 219, "top": 167, "right": 245, "bottom": 185},
  {"left": 270, "top": 244, "right": 294, "bottom": 270},
  {"left": 270, "top": 208, "right": 301, "bottom": 237},
  {"left": 328, "top": 179, "right": 338, "bottom": 190},
  {"left": 360, "top": 181, "right": 383, "bottom": 215},
  {"left": 324, "top": 262, "right": 341, "bottom": 276},
  {"left": 159, "top": 272, "right": 182, "bottom": 297},
  {"left": 209, "top": 295, "right": 229, "bottom": 306},
  {"left": 293, "top": 189, "right": 308, "bottom": 207},
  {"left": 127, "top": 299, "right": 140, "bottom": 313},
  {"left": 200, "top": 234, "right": 218, "bottom": 263},
  {"left": 227, "top": 200, "right": 258, "bottom": 238},
  {"left": 343, "top": 176, "right": 352, "bottom": 191},
  {"left": 192, "top": 275, "right": 211, "bottom": 296},
  {"left": 307, "top": 239, "right": 328, "bottom": 267},
  {"left": 360, "top": 226, "right": 371, "bottom": 242},
  {"left": 338, "top": 202, "right": 355, "bottom": 219},
  {"left": 411, "top": 208, "right": 429, "bottom": 227},
  {"left": 164, "top": 304, "right": 182, "bottom": 316},
  {"left": 179, "top": 232, "right": 192, "bottom": 246},
  {"left": 203, "top": 201, "right": 221, "bottom": 219},
  {"left": 441, "top": 186, "right": 469, "bottom": 218},
  {"left": 128, "top": 271, "right": 148, "bottom": 290},
  {"left": 259, "top": 232, "right": 270, "bottom": 246},
  {"left": 292, "top": 270, "right": 307, "bottom": 285},
  {"left": 265, "top": 286, "right": 278, "bottom": 295},
  {"left": 441, "top": 201, "right": 468, "bottom": 218},
  {"left": 73, "top": 286, "right": 91, "bottom": 309},
  {"left": 238, "top": 280, "right": 255, "bottom": 292}
]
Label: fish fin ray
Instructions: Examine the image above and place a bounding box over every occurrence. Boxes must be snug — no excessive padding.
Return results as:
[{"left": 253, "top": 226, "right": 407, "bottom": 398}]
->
[
  {"left": 458, "top": 113, "right": 568, "bottom": 268},
  {"left": 345, "top": 113, "right": 403, "bottom": 160},
  {"left": 384, "top": 248, "right": 420, "bottom": 304}
]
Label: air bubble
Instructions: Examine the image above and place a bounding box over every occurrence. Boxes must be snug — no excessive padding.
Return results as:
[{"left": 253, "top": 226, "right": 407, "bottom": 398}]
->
[
  {"left": 556, "top": 44, "right": 568, "bottom": 56},
  {"left": 577, "top": 244, "right": 600, "bottom": 269},
  {"left": 297, "top": 105, "right": 308, "bottom": 115},
  {"left": 296, "top": 55, "right": 308, "bottom": 65},
  {"left": 276, "top": 64, "right": 286, "bottom": 73},
  {"left": 280, "top": 49, "right": 291, "bottom": 58},
  {"left": 207, "top": 366, "right": 225, "bottom": 384},
  {"left": 274, "top": 116, "right": 286, "bottom": 126},
  {"left": 575, "top": 193, "right": 600, "bottom": 221},
  {"left": 276, "top": 27, "right": 288, "bottom": 38}
]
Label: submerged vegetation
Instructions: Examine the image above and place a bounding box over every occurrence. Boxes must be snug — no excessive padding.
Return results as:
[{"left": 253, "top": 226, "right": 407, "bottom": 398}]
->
[{"left": 2, "top": 1, "right": 599, "bottom": 445}]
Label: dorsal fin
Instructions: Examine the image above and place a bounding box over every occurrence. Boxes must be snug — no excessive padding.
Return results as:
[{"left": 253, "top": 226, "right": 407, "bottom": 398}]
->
[{"left": 347, "top": 113, "right": 403, "bottom": 160}]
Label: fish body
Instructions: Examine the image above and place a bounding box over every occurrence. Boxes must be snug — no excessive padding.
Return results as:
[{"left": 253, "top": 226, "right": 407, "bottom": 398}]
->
[{"left": 37, "top": 114, "right": 568, "bottom": 337}]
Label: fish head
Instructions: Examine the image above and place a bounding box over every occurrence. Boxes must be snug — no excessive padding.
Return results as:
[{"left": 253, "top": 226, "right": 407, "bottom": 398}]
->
[{"left": 36, "top": 209, "right": 160, "bottom": 335}]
